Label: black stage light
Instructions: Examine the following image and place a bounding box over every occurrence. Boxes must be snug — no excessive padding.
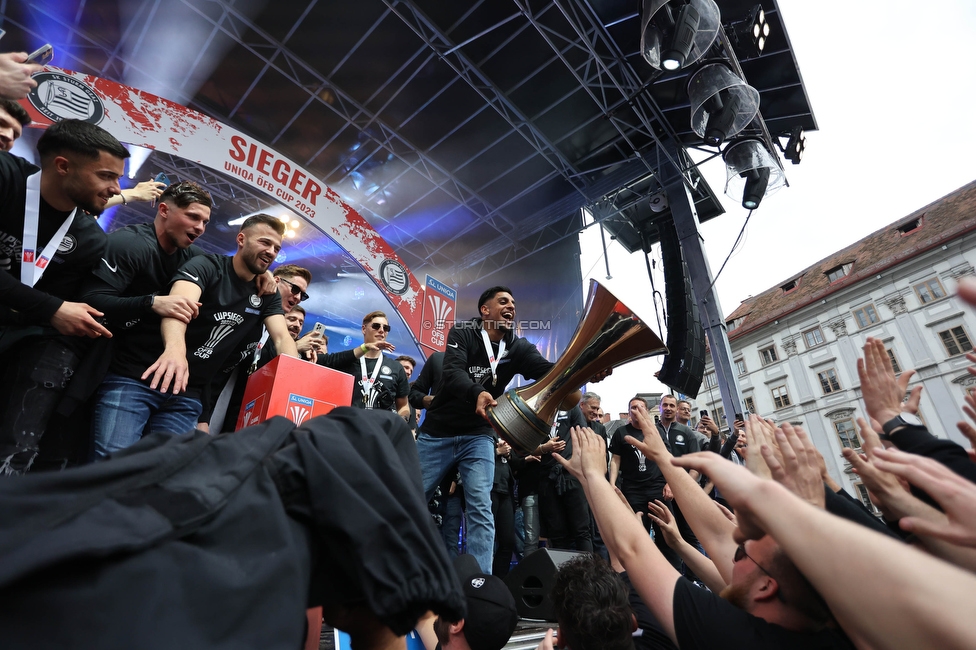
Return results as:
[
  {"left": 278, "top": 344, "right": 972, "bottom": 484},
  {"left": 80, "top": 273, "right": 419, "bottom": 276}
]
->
[
  {"left": 722, "top": 138, "right": 785, "bottom": 210},
  {"left": 784, "top": 126, "right": 806, "bottom": 164},
  {"left": 741, "top": 166, "right": 770, "bottom": 209},
  {"left": 662, "top": 3, "right": 701, "bottom": 71},
  {"left": 688, "top": 61, "right": 759, "bottom": 147},
  {"left": 640, "top": 0, "right": 720, "bottom": 72}
]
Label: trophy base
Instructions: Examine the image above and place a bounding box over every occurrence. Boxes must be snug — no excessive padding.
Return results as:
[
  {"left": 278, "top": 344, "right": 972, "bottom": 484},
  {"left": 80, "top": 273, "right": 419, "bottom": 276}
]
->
[{"left": 486, "top": 390, "right": 550, "bottom": 455}]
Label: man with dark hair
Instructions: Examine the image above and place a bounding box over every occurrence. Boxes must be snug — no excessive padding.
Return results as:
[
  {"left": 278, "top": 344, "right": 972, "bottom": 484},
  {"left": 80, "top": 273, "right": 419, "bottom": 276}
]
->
[
  {"left": 320, "top": 310, "right": 409, "bottom": 417},
  {"left": 91, "top": 214, "right": 297, "bottom": 457},
  {"left": 610, "top": 397, "right": 682, "bottom": 569},
  {"left": 543, "top": 554, "right": 638, "bottom": 650},
  {"left": 675, "top": 399, "right": 708, "bottom": 448},
  {"left": 285, "top": 304, "right": 307, "bottom": 341},
  {"left": 397, "top": 354, "right": 419, "bottom": 431},
  {"left": 0, "top": 119, "right": 126, "bottom": 473},
  {"left": 0, "top": 98, "right": 30, "bottom": 152},
  {"left": 416, "top": 285, "right": 555, "bottom": 572},
  {"left": 416, "top": 554, "right": 518, "bottom": 650}
]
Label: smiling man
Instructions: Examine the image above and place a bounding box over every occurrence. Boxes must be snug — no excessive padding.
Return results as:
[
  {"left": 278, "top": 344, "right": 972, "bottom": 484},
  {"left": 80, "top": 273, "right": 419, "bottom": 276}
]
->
[
  {"left": 0, "top": 98, "right": 30, "bottom": 152},
  {"left": 0, "top": 119, "right": 127, "bottom": 474},
  {"left": 91, "top": 214, "right": 297, "bottom": 458},
  {"left": 416, "top": 285, "right": 554, "bottom": 572}
]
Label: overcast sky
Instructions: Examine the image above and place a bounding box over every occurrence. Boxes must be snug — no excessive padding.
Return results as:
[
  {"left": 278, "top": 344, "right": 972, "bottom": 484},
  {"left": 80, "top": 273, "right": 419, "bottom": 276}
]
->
[{"left": 580, "top": 0, "right": 976, "bottom": 416}]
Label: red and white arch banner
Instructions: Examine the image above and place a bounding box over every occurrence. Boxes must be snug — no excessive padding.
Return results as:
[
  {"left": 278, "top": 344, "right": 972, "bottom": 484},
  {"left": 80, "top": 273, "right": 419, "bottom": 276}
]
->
[{"left": 20, "top": 66, "right": 450, "bottom": 354}]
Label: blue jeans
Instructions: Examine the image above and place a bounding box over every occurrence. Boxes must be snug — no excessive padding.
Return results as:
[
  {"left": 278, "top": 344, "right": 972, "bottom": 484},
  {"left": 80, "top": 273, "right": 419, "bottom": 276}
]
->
[
  {"left": 91, "top": 373, "right": 202, "bottom": 459},
  {"left": 417, "top": 432, "right": 495, "bottom": 573}
]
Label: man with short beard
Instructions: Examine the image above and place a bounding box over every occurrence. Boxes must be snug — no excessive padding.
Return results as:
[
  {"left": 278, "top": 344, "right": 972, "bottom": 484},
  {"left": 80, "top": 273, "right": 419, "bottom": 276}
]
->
[
  {"left": 0, "top": 98, "right": 30, "bottom": 152},
  {"left": 91, "top": 214, "right": 298, "bottom": 457},
  {"left": 0, "top": 119, "right": 126, "bottom": 474}
]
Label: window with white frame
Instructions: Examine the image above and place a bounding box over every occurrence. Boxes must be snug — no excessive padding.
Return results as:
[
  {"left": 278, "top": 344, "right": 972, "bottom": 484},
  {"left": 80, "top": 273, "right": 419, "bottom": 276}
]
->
[
  {"left": 803, "top": 326, "right": 825, "bottom": 348},
  {"left": 735, "top": 358, "right": 747, "bottom": 375},
  {"left": 759, "top": 345, "right": 778, "bottom": 366},
  {"left": 703, "top": 371, "right": 717, "bottom": 388}
]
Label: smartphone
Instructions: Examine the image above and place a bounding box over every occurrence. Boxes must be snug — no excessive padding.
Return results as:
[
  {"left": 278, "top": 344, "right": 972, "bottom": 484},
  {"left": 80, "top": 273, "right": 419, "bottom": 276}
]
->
[
  {"left": 700, "top": 409, "right": 708, "bottom": 418},
  {"left": 735, "top": 412, "right": 744, "bottom": 422},
  {"left": 151, "top": 172, "right": 171, "bottom": 208},
  {"left": 26, "top": 44, "right": 54, "bottom": 66},
  {"left": 312, "top": 322, "right": 326, "bottom": 337}
]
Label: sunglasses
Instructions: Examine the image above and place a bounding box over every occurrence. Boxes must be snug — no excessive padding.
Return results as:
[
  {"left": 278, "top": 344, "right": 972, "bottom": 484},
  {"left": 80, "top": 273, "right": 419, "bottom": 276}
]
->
[
  {"left": 278, "top": 277, "right": 309, "bottom": 302},
  {"left": 734, "top": 544, "right": 787, "bottom": 602},
  {"left": 369, "top": 322, "right": 392, "bottom": 332}
]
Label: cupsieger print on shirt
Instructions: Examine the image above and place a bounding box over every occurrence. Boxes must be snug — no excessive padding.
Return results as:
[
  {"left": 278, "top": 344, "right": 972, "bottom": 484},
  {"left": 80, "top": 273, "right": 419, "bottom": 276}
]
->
[{"left": 109, "top": 254, "right": 282, "bottom": 396}]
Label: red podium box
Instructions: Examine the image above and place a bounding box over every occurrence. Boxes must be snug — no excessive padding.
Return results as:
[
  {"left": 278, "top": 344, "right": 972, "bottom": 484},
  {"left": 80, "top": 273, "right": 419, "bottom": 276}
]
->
[{"left": 235, "top": 354, "right": 355, "bottom": 430}]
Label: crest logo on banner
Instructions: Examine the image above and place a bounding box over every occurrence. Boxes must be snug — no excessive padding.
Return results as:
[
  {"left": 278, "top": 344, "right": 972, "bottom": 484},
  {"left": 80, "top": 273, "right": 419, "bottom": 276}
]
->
[
  {"left": 420, "top": 275, "right": 457, "bottom": 352},
  {"left": 288, "top": 393, "right": 314, "bottom": 425},
  {"left": 379, "top": 259, "right": 409, "bottom": 295},
  {"left": 27, "top": 72, "right": 104, "bottom": 124}
]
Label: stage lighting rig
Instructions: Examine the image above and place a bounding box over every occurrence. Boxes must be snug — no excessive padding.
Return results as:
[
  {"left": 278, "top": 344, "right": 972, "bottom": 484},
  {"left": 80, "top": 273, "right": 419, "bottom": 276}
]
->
[
  {"left": 722, "top": 137, "right": 785, "bottom": 210},
  {"left": 640, "top": 0, "right": 721, "bottom": 72},
  {"left": 728, "top": 5, "right": 770, "bottom": 59},
  {"left": 688, "top": 61, "right": 760, "bottom": 147},
  {"left": 782, "top": 126, "right": 806, "bottom": 164}
]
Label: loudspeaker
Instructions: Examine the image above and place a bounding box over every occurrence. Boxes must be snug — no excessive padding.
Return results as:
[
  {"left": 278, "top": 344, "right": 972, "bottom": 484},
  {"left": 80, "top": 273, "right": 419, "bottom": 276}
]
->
[
  {"left": 656, "top": 216, "right": 706, "bottom": 398},
  {"left": 504, "top": 549, "right": 585, "bottom": 621}
]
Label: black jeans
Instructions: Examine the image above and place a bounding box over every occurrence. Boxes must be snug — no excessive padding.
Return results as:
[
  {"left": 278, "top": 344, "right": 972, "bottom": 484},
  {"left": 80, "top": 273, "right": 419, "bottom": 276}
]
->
[
  {"left": 539, "top": 478, "right": 593, "bottom": 553},
  {"left": 491, "top": 490, "right": 515, "bottom": 576}
]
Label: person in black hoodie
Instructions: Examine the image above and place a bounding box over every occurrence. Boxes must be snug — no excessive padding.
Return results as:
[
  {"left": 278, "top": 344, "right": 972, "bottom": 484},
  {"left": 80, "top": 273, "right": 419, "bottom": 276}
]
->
[{"left": 416, "top": 286, "right": 553, "bottom": 573}]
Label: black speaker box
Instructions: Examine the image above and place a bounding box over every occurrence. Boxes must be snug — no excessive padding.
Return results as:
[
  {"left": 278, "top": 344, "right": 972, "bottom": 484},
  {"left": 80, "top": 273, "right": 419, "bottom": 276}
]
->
[
  {"left": 656, "top": 217, "right": 706, "bottom": 398},
  {"left": 504, "top": 549, "right": 585, "bottom": 621}
]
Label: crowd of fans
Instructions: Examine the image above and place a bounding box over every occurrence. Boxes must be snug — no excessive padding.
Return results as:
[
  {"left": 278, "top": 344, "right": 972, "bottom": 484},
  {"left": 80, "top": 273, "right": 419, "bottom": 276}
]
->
[{"left": 4, "top": 47, "right": 976, "bottom": 650}]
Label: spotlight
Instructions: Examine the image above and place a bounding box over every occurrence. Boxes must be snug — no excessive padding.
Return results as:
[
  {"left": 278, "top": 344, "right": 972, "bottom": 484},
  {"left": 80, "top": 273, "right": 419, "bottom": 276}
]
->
[
  {"left": 741, "top": 167, "right": 769, "bottom": 209},
  {"left": 784, "top": 126, "right": 805, "bottom": 164},
  {"left": 728, "top": 5, "right": 770, "bottom": 59},
  {"left": 722, "top": 138, "right": 785, "bottom": 210},
  {"left": 661, "top": 3, "right": 701, "bottom": 71},
  {"left": 688, "top": 61, "right": 759, "bottom": 146},
  {"left": 640, "top": 0, "right": 721, "bottom": 72}
]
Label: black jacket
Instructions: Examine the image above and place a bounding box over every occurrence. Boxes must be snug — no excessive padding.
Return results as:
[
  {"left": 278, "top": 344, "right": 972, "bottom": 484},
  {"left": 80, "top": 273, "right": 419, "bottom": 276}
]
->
[
  {"left": 420, "top": 318, "right": 552, "bottom": 437},
  {"left": 0, "top": 408, "right": 464, "bottom": 649}
]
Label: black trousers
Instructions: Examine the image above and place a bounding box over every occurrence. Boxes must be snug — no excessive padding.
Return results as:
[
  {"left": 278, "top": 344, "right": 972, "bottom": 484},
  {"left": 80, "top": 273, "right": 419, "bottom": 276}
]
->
[
  {"left": 490, "top": 490, "right": 515, "bottom": 576},
  {"left": 621, "top": 484, "right": 681, "bottom": 570},
  {"left": 538, "top": 479, "right": 592, "bottom": 553}
]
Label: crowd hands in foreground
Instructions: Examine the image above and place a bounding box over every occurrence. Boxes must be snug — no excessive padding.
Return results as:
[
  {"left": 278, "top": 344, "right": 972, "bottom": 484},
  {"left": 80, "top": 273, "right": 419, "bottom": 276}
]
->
[{"left": 533, "top": 281, "right": 976, "bottom": 650}]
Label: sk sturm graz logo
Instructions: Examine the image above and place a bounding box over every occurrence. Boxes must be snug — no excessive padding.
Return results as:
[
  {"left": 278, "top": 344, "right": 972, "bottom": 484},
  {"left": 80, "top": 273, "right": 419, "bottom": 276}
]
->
[
  {"left": 379, "top": 259, "right": 409, "bottom": 296},
  {"left": 28, "top": 72, "right": 105, "bottom": 124}
]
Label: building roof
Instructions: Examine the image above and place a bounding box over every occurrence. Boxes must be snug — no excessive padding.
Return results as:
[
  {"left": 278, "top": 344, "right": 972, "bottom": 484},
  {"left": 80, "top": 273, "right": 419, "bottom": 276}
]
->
[{"left": 724, "top": 179, "right": 976, "bottom": 340}]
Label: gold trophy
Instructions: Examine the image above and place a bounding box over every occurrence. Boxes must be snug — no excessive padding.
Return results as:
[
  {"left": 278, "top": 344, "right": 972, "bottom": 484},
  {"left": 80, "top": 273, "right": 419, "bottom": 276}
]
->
[{"left": 486, "top": 280, "right": 668, "bottom": 454}]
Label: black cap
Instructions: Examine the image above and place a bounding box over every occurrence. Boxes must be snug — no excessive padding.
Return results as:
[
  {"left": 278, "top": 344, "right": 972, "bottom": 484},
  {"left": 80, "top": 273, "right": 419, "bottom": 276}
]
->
[{"left": 453, "top": 555, "right": 518, "bottom": 650}]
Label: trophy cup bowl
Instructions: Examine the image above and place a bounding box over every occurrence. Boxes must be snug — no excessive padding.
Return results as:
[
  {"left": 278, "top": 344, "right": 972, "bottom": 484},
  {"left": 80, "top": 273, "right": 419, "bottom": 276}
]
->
[{"left": 486, "top": 280, "right": 668, "bottom": 454}]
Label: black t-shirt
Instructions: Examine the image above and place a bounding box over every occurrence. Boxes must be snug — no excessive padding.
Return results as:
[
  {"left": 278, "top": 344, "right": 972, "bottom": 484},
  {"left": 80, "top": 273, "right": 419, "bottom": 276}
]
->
[
  {"left": 83, "top": 222, "right": 203, "bottom": 332},
  {"left": 0, "top": 152, "right": 107, "bottom": 326},
  {"left": 609, "top": 423, "right": 669, "bottom": 491},
  {"left": 672, "top": 577, "right": 853, "bottom": 650},
  {"left": 328, "top": 353, "right": 409, "bottom": 411},
  {"left": 110, "top": 254, "right": 283, "bottom": 395},
  {"left": 619, "top": 572, "right": 678, "bottom": 650}
]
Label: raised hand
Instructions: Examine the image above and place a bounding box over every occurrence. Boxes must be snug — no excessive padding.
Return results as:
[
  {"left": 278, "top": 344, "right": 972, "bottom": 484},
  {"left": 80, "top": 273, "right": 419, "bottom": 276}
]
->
[
  {"left": 763, "top": 422, "right": 825, "bottom": 508},
  {"left": 873, "top": 447, "right": 976, "bottom": 547}
]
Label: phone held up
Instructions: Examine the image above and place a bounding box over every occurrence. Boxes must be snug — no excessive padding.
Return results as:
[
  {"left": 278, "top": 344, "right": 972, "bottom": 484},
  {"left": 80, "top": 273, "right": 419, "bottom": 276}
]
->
[
  {"left": 26, "top": 44, "right": 54, "bottom": 66},
  {"left": 312, "top": 322, "right": 326, "bottom": 337}
]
